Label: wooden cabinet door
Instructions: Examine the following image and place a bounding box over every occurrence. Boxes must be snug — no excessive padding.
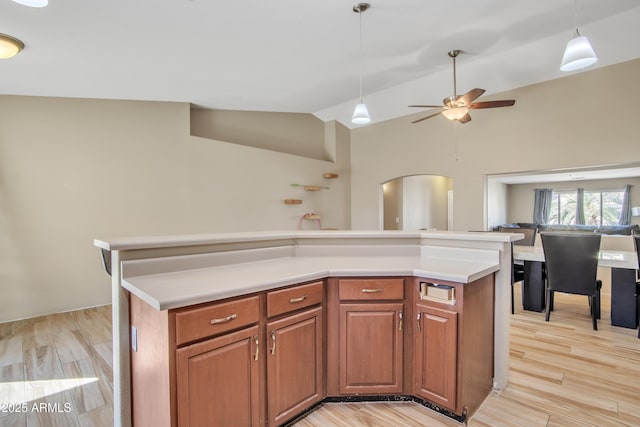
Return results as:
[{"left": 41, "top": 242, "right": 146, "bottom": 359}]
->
[
  {"left": 414, "top": 303, "right": 457, "bottom": 410},
  {"left": 339, "top": 302, "right": 403, "bottom": 394},
  {"left": 267, "top": 306, "right": 324, "bottom": 426},
  {"left": 176, "top": 325, "right": 260, "bottom": 427}
]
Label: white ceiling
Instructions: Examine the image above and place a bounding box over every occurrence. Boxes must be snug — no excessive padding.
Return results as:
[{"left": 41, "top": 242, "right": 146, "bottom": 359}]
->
[{"left": 3, "top": 0, "right": 640, "bottom": 129}]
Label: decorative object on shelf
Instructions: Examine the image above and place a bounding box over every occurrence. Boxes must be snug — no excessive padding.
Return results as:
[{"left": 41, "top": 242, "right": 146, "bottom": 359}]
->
[
  {"left": 560, "top": 0, "right": 598, "bottom": 72},
  {"left": 290, "top": 183, "right": 330, "bottom": 191},
  {"left": 322, "top": 173, "right": 339, "bottom": 179},
  {"left": 297, "top": 213, "right": 322, "bottom": 230},
  {"left": 351, "top": 3, "right": 371, "bottom": 125},
  {"left": 0, "top": 33, "right": 25, "bottom": 59},
  {"left": 284, "top": 199, "right": 303, "bottom": 205}
]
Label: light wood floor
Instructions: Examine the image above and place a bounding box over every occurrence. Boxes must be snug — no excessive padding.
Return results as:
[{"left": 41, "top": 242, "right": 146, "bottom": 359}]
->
[
  {"left": 0, "top": 306, "right": 112, "bottom": 427},
  {"left": 0, "top": 287, "right": 638, "bottom": 427}
]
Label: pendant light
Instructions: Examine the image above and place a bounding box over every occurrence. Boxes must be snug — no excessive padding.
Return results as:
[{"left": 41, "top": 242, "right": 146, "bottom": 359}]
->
[
  {"left": 560, "top": 0, "right": 598, "bottom": 72},
  {"left": 352, "top": 3, "right": 371, "bottom": 125},
  {"left": 10, "top": 0, "right": 48, "bottom": 7}
]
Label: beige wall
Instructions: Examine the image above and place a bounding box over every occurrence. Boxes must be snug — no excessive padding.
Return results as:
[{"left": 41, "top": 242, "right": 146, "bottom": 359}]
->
[
  {"left": 0, "top": 96, "right": 350, "bottom": 322},
  {"left": 350, "top": 59, "right": 640, "bottom": 232},
  {"left": 5, "top": 59, "right": 640, "bottom": 322},
  {"left": 191, "top": 109, "right": 327, "bottom": 160}
]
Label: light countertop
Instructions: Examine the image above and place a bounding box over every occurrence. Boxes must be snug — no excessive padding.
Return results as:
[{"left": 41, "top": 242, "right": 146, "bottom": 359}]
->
[{"left": 124, "top": 254, "right": 499, "bottom": 310}]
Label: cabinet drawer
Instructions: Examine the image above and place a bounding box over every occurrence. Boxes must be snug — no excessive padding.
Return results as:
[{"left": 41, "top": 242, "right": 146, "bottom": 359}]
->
[
  {"left": 338, "top": 278, "right": 404, "bottom": 301},
  {"left": 267, "top": 281, "right": 324, "bottom": 318},
  {"left": 175, "top": 296, "right": 260, "bottom": 346}
]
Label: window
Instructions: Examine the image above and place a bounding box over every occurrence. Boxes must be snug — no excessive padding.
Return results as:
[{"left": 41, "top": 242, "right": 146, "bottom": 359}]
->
[
  {"left": 547, "top": 189, "right": 624, "bottom": 226},
  {"left": 548, "top": 191, "right": 577, "bottom": 225}
]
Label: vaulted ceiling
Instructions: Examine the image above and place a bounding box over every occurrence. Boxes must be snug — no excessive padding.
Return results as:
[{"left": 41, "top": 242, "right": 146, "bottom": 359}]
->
[{"left": 3, "top": 0, "right": 640, "bottom": 128}]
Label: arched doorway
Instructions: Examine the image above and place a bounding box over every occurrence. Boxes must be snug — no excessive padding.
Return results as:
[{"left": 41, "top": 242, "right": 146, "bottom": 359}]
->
[{"left": 382, "top": 175, "right": 453, "bottom": 231}]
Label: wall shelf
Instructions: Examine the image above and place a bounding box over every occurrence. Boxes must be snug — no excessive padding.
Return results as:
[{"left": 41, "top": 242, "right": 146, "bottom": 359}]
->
[
  {"left": 284, "top": 199, "right": 303, "bottom": 205},
  {"left": 291, "top": 183, "right": 329, "bottom": 191},
  {"left": 322, "top": 173, "right": 339, "bottom": 179}
]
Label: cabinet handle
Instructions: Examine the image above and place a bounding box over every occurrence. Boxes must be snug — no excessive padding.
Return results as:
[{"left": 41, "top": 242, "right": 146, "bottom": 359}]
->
[
  {"left": 270, "top": 331, "right": 276, "bottom": 355},
  {"left": 289, "top": 295, "right": 307, "bottom": 304},
  {"left": 361, "top": 288, "right": 383, "bottom": 293},
  {"left": 417, "top": 312, "right": 422, "bottom": 333},
  {"left": 254, "top": 335, "right": 259, "bottom": 361},
  {"left": 210, "top": 313, "right": 237, "bottom": 325},
  {"left": 398, "top": 310, "right": 403, "bottom": 332}
]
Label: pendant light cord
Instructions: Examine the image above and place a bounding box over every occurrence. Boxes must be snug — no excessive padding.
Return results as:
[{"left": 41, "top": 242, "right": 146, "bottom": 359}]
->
[{"left": 358, "top": 7, "right": 364, "bottom": 103}]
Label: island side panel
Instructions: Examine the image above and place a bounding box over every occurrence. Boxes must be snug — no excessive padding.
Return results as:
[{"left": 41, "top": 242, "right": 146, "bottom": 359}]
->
[
  {"left": 111, "top": 250, "right": 132, "bottom": 427},
  {"left": 129, "top": 294, "right": 175, "bottom": 427},
  {"left": 458, "top": 273, "right": 495, "bottom": 417}
]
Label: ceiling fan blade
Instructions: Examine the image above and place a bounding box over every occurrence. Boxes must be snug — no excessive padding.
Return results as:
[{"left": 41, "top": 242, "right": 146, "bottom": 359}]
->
[
  {"left": 458, "top": 88, "right": 485, "bottom": 106},
  {"left": 458, "top": 113, "right": 472, "bottom": 124},
  {"left": 470, "top": 100, "right": 515, "bottom": 109},
  {"left": 409, "top": 105, "right": 443, "bottom": 108},
  {"left": 411, "top": 111, "right": 442, "bottom": 124}
]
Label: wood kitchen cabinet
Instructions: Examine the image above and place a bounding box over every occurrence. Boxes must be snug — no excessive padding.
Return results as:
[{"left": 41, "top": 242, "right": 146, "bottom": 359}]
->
[
  {"left": 413, "top": 275, "right": 494, "bottom": 417},
  {"left": 174, "top": 295, "right": 262, "bottom": 427},
  {"left": 176, "top": 325, "right": 261, "bottom": 427},
  {"left": 332, "top": 278, "right": 405, "bottom": 395},
  {"left": 129, "top": 273, "right": 494, "bottom": 426},
  {"left": 266, "top": 282, "right": 324, "bottom": 426},
  {"left": 414, "top": 303, "right": 457, "bottom": 409}
]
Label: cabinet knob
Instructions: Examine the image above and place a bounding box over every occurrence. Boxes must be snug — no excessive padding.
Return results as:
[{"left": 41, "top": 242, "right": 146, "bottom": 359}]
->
[
  {"left": 361, "top": 288, "right": 383, "bottom": 293},
  {"left": 417, "top": 311, "right": 422, "bottom": 333}
]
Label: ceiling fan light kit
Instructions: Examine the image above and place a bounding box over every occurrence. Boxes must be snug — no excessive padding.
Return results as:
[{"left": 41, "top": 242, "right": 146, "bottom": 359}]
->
[
  {"left": 441, "top": 107, "right": 468, "bottom": 121},
  {"left": 351, "top": 3, "right": 371, "bottom": 125},
  {"left": 0, "top": 33, "right": 25, "bottom": 59},
  {"left": 560, "top": 29, "right": 598, "bottom": 71}
]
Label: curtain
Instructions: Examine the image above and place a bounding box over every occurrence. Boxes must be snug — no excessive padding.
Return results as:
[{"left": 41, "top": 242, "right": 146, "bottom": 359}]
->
[
  {"left": 533, "top": 188, "right": 553, "bottom": 224},
  {"left": 576, "top": 188, "right": 585, "bottom": 225},
  {"left": 619, "top": 184, "right": 632, "bottom": 225}
]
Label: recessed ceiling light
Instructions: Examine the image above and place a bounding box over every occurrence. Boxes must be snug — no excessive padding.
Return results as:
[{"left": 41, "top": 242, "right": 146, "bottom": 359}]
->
[
  {"left": 0, "top": 33, "right": 25, "bottom": 59},
  {"left": 11, "top": 0, "right": 48, "bottom": 7}
]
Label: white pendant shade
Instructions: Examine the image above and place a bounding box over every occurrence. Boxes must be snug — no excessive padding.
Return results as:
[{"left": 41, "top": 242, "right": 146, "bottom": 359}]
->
[
  {"left": 10, "top": 0, "right": 48, "bottom": 7},
  {"left": 560, "top": 30, "right": 598, "bottom": 72},
  {"left": 352, "top": 102, "right": 371, "bottom": 124}
]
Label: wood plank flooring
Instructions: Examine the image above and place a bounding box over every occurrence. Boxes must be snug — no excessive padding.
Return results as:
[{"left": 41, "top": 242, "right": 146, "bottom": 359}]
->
[
  {"left": 0, "top": 306, "right": 112, "bottom": 427},
  {"left": 0, "top": 287, "right": 638, "bottom": 426}
]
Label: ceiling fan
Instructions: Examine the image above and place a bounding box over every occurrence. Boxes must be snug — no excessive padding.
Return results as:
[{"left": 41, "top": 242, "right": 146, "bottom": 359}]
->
[{"left": 409, "top": 50, "right": 515, "bottom": 124}]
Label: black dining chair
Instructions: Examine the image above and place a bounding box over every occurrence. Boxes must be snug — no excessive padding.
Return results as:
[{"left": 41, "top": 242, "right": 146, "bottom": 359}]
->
[
  {"left": 634, "top": 235, "right": 640, "bottom": 339},
  {"left": 497, "top": 226, "right": 537, "bottom": 314},
  {"left": 540, "top": 232, "right": 602, "bottom": 330}
]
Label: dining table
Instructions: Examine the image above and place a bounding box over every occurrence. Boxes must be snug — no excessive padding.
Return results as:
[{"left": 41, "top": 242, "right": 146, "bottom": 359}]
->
[{"left": 513, "top": 245, "right": 639, "bottom": 329}]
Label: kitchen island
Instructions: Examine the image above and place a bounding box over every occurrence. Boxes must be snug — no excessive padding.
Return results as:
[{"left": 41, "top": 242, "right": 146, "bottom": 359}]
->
[{"left": 95, "top": 230, "right": 520, "bottom": 427}]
